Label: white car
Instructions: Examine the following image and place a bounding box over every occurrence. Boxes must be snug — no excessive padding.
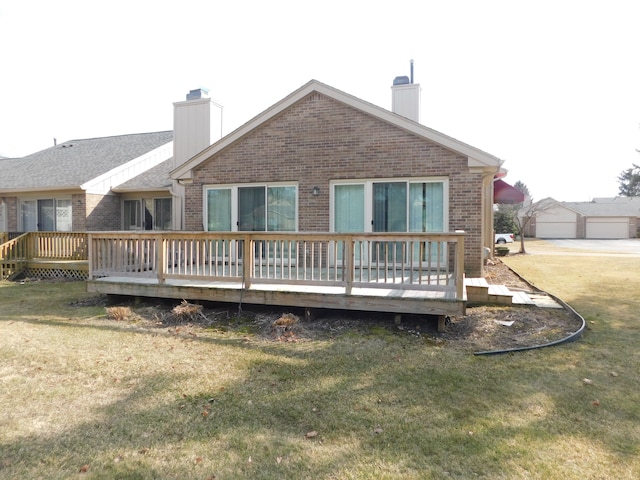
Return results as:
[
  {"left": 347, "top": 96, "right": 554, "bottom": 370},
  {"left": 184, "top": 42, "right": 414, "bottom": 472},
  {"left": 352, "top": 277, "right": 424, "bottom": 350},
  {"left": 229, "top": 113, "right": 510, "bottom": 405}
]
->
[{"left": 495, "top": 233, "right": 514, "bottom": 244}]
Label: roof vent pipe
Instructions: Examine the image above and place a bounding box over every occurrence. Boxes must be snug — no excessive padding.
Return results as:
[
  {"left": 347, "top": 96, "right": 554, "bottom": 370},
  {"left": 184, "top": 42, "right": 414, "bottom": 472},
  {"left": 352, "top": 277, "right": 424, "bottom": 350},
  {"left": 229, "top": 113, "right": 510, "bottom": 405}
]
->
[{"left": 410, "top": 59, "right": 414, "bottom": 84}]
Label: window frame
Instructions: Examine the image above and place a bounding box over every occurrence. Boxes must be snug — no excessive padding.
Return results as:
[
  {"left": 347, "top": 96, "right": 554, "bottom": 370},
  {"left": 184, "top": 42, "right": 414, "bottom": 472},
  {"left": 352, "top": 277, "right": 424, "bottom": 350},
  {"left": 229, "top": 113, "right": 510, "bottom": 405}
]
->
[
  {"left": 122, "top": 196, "right": 173, "bottom": 231},
  {"left": 18, "top": 197, "right": 73, "bottom": 232},
  {"left": 203, "top": 182, "right": 299, "bottom": 232},
  {"left": 330, "top": 177, "right": 449, "bottom": 233}
]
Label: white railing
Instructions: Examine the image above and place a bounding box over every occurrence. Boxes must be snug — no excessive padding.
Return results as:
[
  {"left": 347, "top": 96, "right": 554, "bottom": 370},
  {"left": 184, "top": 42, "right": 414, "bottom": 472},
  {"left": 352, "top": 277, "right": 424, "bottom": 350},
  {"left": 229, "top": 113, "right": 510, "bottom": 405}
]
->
[{"left": 88, "top": 232, "right": 465, "bottom": 300}]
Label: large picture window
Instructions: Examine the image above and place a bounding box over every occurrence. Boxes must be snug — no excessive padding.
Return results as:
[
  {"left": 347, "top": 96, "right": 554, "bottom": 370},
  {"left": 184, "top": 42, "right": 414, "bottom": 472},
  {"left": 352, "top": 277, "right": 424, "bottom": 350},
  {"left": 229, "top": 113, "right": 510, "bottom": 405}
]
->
[{"left": 205, "top": 184, "right": 297, "bottom": 232}]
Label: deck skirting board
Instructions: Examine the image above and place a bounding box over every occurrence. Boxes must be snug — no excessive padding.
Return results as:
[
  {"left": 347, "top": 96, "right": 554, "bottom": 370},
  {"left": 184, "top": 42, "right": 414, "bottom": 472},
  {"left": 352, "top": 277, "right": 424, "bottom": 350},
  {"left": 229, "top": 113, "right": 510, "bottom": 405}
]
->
[{"left": 87, "top": 277, "right": 465, "bottom": 317}]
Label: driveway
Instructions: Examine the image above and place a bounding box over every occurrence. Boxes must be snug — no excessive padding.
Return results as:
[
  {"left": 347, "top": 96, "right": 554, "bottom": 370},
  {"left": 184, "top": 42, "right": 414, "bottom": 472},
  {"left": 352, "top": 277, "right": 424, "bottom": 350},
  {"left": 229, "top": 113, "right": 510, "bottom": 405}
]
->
[{"left": 523, "top": 239, "right": 640, "bottom": 257}]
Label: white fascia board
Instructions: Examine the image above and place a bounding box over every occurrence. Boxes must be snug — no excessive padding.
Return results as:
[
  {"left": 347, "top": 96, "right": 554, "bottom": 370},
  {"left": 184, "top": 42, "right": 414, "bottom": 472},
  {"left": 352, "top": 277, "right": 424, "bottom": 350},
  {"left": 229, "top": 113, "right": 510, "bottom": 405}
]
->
[
  {"left": 0, "top": 186, "right": 83, "bottom": 195},
  {"left": 82, "top": 142, "right": 173, "bottom": 194},
  {"left": 171, "top": 80, "right": 504, "bottom": 179}
]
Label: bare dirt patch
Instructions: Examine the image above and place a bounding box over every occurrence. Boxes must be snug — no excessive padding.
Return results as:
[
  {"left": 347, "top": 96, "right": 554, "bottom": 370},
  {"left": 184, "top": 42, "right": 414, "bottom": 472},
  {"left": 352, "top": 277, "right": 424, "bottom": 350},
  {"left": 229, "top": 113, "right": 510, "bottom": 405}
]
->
[{"left": 75, "top": 259, "right": 583, "bottom": 353}]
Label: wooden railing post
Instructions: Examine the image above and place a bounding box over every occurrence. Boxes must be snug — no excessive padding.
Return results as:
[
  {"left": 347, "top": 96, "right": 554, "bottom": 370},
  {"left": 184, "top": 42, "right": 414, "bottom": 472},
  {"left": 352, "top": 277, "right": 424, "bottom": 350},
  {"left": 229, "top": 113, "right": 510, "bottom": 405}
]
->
[
  {"left": 87, "top": 233, "right": 94, "bottom": 279},
  {"left": 27, "top": 232, "right": 36, "bottom": 260},
  {"left": 157, "top": 235, "right": 166, "bottom": 284},
  {"left": 455, "top": 232, "right": 465, "bottom": 300},
  {"left": 344, "top": 235, "right": 353, "bottom": 295},
  {"left": 242, "top": 235, "right": 252, "bottom": 289}
]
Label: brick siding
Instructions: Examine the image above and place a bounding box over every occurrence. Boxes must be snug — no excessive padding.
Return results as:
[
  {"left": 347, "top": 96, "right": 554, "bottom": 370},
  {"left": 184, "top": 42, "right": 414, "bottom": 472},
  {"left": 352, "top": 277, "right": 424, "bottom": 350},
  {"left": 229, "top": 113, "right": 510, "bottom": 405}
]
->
[
  {"left": 184, "top": 93, "right": 485, "bottom": 276},
  {"left": 85, "top": 193, "right": 121, "bottom": 230}
]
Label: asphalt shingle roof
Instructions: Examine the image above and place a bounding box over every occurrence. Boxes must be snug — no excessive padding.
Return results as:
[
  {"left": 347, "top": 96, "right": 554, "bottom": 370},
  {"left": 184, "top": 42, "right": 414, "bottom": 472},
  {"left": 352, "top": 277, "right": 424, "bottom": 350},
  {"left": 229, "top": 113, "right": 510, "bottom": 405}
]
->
[
  {"left": 565, "top": 200, "right": 640, "bottom": 217},
  {"left": 0, "top": 131, "right": 173, "bottom": 191},
  {"left": 113, "top": 158, "right": 174, "bottom": 191}
]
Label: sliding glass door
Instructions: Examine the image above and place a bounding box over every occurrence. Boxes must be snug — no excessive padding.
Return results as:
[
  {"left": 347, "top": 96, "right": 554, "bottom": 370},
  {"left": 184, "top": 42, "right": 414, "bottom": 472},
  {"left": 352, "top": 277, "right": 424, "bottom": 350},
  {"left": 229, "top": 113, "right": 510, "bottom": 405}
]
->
[
  {"left": 333, "top": 178, "right": 446, "bottom": 264},
  {"left": 19, "top": 198, "right": 72, "bottom": 231},
  {"left": 206, "top": 184, "right": 297, "bottom": 233}
]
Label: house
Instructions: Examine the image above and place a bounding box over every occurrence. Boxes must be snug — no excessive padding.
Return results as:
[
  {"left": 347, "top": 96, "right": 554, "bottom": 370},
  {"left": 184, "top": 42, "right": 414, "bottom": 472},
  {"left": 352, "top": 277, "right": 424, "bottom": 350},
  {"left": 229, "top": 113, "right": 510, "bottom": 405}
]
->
[
  {"left": 0, "top": 88, "right": 221, "bottom": 234},
  {"left": 171, "top": 79, "right": 506, "bottom": 277},
  {"left": 2, "top": 78, "right": 511, "bottom": 279},
  {"left": 527, "top": 197, "right": 640, "bottom": 239}
]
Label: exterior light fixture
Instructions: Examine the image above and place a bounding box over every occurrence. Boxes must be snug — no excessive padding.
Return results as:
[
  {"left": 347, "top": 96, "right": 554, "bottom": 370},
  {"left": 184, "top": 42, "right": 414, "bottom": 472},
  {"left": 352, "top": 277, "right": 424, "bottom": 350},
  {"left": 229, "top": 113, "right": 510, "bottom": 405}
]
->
[{"left": 312, "top": 186, "right": 320, "bottom": 196}]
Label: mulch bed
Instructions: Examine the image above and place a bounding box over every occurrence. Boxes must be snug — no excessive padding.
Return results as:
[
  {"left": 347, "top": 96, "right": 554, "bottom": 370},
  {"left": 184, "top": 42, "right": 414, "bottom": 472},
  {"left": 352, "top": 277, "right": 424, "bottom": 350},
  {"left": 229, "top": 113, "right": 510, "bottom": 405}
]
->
[{"left": 75, "top": 258, "right": 584, "bottom": 353}]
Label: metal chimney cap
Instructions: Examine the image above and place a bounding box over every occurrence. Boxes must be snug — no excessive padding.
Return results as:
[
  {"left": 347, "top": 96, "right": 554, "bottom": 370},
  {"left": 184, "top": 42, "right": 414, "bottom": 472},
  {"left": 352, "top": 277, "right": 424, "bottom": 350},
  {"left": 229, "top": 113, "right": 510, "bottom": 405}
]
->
[
  {"left": 393, "top": 76, "right": 410, "bottom": 86},
  {"left": 186, "top": 88, "right": 210, "bottom": 100}
]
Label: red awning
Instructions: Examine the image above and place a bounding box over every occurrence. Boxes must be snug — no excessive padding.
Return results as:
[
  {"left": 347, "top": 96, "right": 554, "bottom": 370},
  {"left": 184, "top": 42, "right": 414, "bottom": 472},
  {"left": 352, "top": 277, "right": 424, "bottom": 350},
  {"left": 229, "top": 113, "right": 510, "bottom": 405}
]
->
[{"left": 493, "top": 179, "right": 525, "bottom": 204}]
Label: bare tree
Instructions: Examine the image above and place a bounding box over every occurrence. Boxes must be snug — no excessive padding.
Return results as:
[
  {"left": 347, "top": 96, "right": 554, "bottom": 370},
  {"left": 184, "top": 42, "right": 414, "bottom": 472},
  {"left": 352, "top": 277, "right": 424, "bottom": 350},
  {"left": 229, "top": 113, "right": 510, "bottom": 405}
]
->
[
  {"left": 496, "top": 181, "right": 552, "bottom": 254},
  {"left": 514, "top": 198, "right": 552, "bottom": 254}
]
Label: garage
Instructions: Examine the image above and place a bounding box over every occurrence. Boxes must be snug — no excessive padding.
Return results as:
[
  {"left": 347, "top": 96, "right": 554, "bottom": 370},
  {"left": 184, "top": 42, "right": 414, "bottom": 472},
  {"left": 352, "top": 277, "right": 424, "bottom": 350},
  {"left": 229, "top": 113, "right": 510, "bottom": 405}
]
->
[
  {"left": 531, "top": 197, "right": 639, "bottom": 240},
  {"left": 535, "top": 205, "right": 577, "bottom": 238},
  {"left": 536, "top": 221, "right": 577, "bottom": 238},
  {"left": 586, "top": 217, "right": 630, "bottom": 239}
]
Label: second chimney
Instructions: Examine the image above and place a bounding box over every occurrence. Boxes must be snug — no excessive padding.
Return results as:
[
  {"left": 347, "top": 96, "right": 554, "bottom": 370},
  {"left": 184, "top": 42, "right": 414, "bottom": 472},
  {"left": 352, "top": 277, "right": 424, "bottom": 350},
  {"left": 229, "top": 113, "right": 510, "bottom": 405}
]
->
[{"left": 391, "top": 61, "right": 421, "bottom": 123}]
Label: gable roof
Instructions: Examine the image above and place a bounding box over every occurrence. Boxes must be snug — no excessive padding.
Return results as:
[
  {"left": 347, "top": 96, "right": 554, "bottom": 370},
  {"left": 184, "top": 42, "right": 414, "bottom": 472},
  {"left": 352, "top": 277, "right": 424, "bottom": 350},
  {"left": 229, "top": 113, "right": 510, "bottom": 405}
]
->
[
  {"left": 0, "top": 131, "right": 173, "bottom": 193},
  {"left": 171, "top": 80, "right": 503, "bottom": 181}
]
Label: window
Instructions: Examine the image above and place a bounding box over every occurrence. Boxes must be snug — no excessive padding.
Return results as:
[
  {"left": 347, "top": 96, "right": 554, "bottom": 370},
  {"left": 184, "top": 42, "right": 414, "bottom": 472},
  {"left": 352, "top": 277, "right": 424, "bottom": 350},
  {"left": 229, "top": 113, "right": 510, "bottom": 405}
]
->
[
  {"left": 123, "top": 200, "right": 142, "bottom": 230},
  {"left": 154, "top": 198, "right": 172, "bottom": 230},
  {"left": 332, "top": 178, "right": 447, "bottom": 263},
  {"left": 205, "top": 184, "right": 297, "bottom": 232},
  {"left": 123, "top": 198, "right": 172, "bottom": 230},
  {"left": 332, "top": 178, "right": 446, "bottom": 233},
  {"left": 19, "top": 198, "right": 72, "bottom": 232}
]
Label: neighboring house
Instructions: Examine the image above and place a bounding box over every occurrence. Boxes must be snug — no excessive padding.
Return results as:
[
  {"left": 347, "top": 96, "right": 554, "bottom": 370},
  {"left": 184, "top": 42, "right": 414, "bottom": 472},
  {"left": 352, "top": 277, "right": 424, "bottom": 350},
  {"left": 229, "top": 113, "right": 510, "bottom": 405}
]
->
[
  {"left": 527, "top": 197, "right": 640, "bottom": 239},
  {"left": 0, "top": 88, "right": 221, "bottom": 233},
  {"left": 171, "top": 79, "right": 506, "bottom": 277}
]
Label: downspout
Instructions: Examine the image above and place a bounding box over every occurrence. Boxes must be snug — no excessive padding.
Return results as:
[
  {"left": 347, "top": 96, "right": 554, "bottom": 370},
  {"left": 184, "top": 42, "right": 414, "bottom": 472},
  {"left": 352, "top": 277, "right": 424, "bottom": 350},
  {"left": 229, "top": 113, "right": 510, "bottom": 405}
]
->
[{"left": 482, "top": 172, "right": 496, "bottom": 273}]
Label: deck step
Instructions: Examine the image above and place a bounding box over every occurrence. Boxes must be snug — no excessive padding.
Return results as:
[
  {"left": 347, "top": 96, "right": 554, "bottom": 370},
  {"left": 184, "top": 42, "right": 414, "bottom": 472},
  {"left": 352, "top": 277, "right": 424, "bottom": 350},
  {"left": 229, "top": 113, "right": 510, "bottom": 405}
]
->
[
  {"left": 464, "top": 278, "right": 538, "bottom": 306},
  {"left": 487, "top": 285, "right": 513, "bottom": 305},
  {"left": 511, "top": 291, "right": 536, "bottom": 305}
]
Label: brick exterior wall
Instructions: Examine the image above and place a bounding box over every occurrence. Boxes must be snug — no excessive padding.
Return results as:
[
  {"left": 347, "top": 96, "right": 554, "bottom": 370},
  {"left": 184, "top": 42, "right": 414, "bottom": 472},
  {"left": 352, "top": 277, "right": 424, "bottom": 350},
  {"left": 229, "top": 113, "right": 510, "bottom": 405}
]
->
[
  {"left": 184, "top": 92, "right": 485, "bottom": 276},
  {"left": 72, "top": 193, "right": 87, "bottom": 231},
  {"left": 0, "top": 193, "right": 121, "bottom": 232},
  {"left": 85, "top": 193, "right": 121, "bottom": 230},
  {"left": 2, "top": 197, "right": 18, "bottom": 231}
]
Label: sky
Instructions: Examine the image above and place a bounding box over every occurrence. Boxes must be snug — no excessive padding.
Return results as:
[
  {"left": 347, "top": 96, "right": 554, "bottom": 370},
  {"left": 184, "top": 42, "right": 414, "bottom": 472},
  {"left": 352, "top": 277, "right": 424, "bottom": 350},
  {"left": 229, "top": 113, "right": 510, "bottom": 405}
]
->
[{"left": 1, "top": 0, "right": 639, "bottom": 202}]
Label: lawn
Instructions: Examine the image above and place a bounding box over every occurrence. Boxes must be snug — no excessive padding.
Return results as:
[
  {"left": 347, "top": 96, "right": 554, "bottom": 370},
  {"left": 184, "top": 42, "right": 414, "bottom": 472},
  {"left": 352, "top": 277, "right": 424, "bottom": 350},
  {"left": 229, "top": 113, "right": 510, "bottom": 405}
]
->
[{"left": 1, "top": 241, "right": 639, "bottom": 479}]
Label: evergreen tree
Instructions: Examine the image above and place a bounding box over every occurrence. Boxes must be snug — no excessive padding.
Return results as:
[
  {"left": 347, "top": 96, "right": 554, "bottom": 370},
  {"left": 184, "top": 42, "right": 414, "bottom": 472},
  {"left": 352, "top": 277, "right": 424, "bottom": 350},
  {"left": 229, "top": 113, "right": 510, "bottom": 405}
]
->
[{"left": 618, "top": 163, "right": 640, "bottom": 197}]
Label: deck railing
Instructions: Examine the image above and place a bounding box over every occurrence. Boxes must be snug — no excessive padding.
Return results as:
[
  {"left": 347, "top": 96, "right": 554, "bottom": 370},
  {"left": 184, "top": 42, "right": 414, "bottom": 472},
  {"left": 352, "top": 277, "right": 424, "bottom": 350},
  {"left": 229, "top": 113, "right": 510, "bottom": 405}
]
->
[
  {"left": 0, "top": 232, "right": 89, "bottom": 280},
  {"left": 88, "top": 231, "right": 465, "bottom": 300},
  {"left": 29, "top": 232, "right": 89, "bottom": 259},
  {"left": 0, "top": 233, "right": 29, "bottom": 280}
]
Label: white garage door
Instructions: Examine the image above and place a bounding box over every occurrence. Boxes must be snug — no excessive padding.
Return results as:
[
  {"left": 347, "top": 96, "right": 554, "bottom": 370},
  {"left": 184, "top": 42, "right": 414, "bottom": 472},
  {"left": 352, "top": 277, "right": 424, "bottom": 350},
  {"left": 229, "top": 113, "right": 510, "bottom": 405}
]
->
[
  {"left": 536, "top": 222, "right": 577, "bottom": 238},
  {"left": 586, "top": 218, "right": 629, "bottom": 239}
]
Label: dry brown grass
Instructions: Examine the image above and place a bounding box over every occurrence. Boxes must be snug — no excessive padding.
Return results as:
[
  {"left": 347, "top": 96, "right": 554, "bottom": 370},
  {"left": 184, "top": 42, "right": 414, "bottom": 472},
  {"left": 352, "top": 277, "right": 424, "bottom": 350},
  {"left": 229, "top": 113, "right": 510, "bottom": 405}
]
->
[
  {"left": 105, "top": 305, "right": 135, "bottom": 322},
  {"left": 171, "top": 299, "right": 204, "bottom": 322},
  {"left": 1, "top": 242, "right": 640, "bottom": 479}
]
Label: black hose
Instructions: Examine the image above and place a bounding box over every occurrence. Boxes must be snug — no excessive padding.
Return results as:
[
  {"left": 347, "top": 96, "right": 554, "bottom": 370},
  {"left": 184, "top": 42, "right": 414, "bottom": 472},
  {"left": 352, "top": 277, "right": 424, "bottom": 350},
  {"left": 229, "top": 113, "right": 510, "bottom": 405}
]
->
[{"left": 473, "top": 266, "right": 586, "bottom": 356}]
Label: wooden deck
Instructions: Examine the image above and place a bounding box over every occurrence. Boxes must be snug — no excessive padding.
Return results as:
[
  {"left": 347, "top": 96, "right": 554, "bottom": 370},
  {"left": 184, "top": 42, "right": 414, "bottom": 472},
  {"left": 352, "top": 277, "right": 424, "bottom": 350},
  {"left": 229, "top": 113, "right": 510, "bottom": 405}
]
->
[
  {"left": 1, "top": 232, "right": 88, "bottom": 280},
  {"left": 85, "top": 231, "right": 467, "bottom": 324}
]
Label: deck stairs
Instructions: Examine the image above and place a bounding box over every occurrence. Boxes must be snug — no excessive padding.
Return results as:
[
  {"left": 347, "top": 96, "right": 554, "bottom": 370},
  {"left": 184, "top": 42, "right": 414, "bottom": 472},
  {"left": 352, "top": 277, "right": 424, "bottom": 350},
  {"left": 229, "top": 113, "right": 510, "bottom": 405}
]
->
[{"left": 464, "top": 277, "right": 535, "bottom": 306}]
